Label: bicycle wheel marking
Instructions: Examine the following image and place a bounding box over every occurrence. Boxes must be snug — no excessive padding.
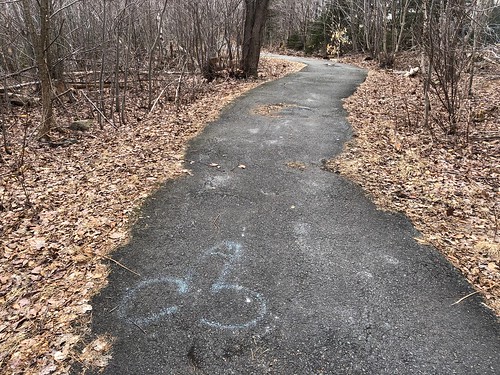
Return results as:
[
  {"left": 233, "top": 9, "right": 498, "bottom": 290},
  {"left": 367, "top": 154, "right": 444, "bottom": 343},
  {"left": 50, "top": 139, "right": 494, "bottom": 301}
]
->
[
  {"left": 118, "top": 241, "right": 267, "bottom": 330},
  {"left": 118, "top": 276, "right": 188, "bottom": 326}
]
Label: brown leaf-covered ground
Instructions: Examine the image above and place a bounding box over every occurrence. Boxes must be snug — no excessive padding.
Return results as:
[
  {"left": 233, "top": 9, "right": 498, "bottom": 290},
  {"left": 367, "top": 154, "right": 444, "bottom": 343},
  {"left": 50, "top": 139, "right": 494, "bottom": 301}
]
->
[
  {"left": 2, "top": 52, "right": 498, "bottom": 374},
  {"left": 0, "top": 58, "right": 305, "bottom": 375},
  {"left": 329, "top": 53, "right": 499, "bottom": 316}
]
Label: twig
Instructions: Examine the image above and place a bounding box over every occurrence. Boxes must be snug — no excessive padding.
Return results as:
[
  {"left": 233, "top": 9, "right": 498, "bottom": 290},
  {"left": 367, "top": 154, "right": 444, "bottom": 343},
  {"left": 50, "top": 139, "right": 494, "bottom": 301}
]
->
[
  {"left": 51, "top": 0, "right": 80, "bottom": 18},
  {"left": 1, "top": 69, "right": 11, "bottom": 155},
  {"left": 81, "top": 91, "right": 115, "bottom": 128},
  {"left": 451, "top": 291, "right": 479, "bottom": 306},
  {"left": 0, "top": 66, "right": 37, "bottom": 82},
  {"left": 211, "top": 213, "right": 221, "bottom": 232},
  {"left": 470, "top": 136, "right": 500, "bottom": 141},
  {"left": 16, "top": 119, "right": 32, "bottom": 207},
  {"left": 0, "top": 80, "right": 39, "bottom": 93},
  {"left": 132, "top": 321, "right": 147, "bottom": 334},
  {"left": 482, "top": 55, "right": 500, "bottom": 66},
  {"left": 175, "top": 60, "right": 188, "bottom": 110},
  {"left": 53, "top": 88, "right": 75, "bottom": 100},
  {"left": 100, "top": 254, "right": 141, "bottom": 277},
  {"left": 494, "top": 208, "right": 498, "bottom": 242},
  {"left": 149, "top": 81, "right": 172, "bottom": 114}
]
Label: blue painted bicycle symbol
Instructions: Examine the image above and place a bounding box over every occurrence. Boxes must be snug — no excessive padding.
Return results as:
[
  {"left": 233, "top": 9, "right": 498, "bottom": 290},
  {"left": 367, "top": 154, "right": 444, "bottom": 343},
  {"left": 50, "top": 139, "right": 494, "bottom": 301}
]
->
[{"left": 118, "top": 241, "right": 267, "bottom": 330}]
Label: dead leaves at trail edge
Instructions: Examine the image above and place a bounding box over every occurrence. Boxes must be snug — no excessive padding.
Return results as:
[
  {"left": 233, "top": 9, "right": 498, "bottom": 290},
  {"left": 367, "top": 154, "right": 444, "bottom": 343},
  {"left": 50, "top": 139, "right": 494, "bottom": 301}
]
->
[
  {"left": 0, "top": 58, "right": 304, "bottom": 374},
  {"left": 329, "top": 61, "right": 499, "bottom": 316}
]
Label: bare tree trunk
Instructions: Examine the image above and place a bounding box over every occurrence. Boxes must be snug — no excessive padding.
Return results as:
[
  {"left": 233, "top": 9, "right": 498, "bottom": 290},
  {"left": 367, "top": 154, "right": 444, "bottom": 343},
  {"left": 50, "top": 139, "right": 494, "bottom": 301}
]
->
[
  {"left": 148, "top": 0, "right": 169, "bottom": 109},
  {"left": 349, "top": 0, "right": 359, "bottom": 52},
  {"left": 241, "top": 0, "right": 271, "bottom": 78},
  {"left": 21, "top": 0, "right": 55, "bottom": 138},
  {"left": 467, "top": 1, "right": 485, "bottom": 97},
  {"left": 363, "top": 0, "right": 373, "bottom": 55},
  {"left": 1, "top": 59, "right": 11, "bottom": 155},
  {"left": 98, "top": 0, "right": 107, "bottom": 129},
  {"left": 395, "top": 0, "right": 410, "bottom": 54},
  {"left": 121, "top": 0, "right": 132, "bottom": 124},
  {"left": 422, "top": 0, "right": 432, "bottom": 130},
  {"left": 113, "top": 6, "right": 122, "bottom": 127}
]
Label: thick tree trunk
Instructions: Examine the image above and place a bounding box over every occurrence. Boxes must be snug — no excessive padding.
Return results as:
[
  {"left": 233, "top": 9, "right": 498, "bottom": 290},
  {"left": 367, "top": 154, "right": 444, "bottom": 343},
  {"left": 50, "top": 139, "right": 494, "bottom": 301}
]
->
[{"left": 241, "top": 0, "right": 270, "bottom": 78}]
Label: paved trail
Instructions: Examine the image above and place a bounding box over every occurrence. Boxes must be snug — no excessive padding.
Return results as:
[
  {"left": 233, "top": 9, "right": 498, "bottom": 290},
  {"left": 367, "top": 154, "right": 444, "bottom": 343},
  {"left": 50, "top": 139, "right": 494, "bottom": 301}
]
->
[{"left": 90, "top": 56, "right": 499, "bottom": 374}]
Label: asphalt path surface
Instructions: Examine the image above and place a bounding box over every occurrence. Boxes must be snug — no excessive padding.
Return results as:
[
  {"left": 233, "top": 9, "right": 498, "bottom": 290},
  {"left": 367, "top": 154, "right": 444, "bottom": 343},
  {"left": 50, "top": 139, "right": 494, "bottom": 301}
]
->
[{"left": 89, "top": 56, "right": 499, "bottom": 374}]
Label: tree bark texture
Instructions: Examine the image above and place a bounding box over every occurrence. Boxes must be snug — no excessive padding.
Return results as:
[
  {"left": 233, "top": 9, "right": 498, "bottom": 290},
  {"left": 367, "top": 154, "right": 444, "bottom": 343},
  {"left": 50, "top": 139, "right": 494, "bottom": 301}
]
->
[
  {"left": 241, "top": 0, "right": 270, "bottom": 77},
  {"left": 21, "top": 0, "right": 55, "bottom": 137}
]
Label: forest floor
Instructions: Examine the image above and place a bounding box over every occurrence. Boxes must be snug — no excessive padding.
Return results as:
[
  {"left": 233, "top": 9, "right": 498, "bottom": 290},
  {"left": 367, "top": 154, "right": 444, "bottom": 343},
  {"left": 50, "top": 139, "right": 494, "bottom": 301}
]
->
[
  {"left": 0, "top": 58, "right": 305, "bottom": 375},
  {"left": 329, "top": 52, "right": 499, "bottom": 318},
  {"left": 1, "top": 52, "right": 498, "bottom": 375}
]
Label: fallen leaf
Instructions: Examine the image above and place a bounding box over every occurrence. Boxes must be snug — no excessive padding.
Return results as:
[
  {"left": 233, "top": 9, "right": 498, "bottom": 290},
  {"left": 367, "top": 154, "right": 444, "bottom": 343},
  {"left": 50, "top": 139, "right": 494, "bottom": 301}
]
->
[
  {"left": 109, "top": 231, "right": 126, "bottom": 240},
  {"left": 18, "top": 298, "right": 30, "bottom": 307},
  {"left": 40, "top": 364, "right": 57, "bottom": 375},
  {"left": 53, "top": 351, "right": 67, "bottom": 361},
  {"left": 487, "top": 262, "right": 498, "bottom": 271},
  {"left": 76, "top": 304, "right": 93, "bottom": 314},
  {"left": 29, "top": 237, "right": 46, "bottom": 250}
]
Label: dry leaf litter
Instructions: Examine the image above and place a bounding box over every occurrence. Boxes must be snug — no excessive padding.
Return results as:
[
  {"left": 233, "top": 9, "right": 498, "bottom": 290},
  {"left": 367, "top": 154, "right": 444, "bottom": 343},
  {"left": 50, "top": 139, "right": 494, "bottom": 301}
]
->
[
  {"left": 0, "top": 58, "right": 305, "bottom": 374},
  {"left": 329, "top": 53, "right": 499, "bottom": 316}
]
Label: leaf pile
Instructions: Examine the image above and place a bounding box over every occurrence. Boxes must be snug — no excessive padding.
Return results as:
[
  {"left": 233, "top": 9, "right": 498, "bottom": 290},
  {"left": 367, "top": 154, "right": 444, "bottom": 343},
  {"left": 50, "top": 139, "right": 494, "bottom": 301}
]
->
[
  {"left": 0, "top": 58, "right": 305, "bottom": 374},
  {"left": 252, "top": 103, "right": 297, "bottom": 117},
  {"left": 329, "top": 56, "right": 499, "bottom": 315}
]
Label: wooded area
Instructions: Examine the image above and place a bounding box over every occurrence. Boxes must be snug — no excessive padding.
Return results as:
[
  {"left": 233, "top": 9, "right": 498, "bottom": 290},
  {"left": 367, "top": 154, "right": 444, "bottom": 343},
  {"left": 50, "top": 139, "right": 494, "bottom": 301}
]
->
[
  {"left": 1, "top": 1, "right": 498, "bottom": 140},
  {"left": 1, "top": 0, "right": 263, "bottom": 137},
  {"left": 0, "top": 0, "right": 499, "bottom": 374}
]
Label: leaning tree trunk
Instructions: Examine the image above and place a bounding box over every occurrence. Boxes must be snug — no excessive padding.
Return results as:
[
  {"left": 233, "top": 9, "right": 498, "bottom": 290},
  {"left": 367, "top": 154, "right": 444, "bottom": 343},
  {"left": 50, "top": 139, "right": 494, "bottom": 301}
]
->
[
  {"left": 21, "top": 0, "right": 55, "bottom": 138},
  {"left": 241, "top": 0, "right": 270, "bottom": 78}
]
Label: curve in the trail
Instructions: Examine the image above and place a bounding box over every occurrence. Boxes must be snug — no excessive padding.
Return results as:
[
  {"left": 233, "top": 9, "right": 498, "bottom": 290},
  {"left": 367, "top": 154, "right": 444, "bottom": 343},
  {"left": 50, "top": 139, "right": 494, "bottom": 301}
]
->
[{"left": 88, "top": 55, "right": 500, "bottom": 375}]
